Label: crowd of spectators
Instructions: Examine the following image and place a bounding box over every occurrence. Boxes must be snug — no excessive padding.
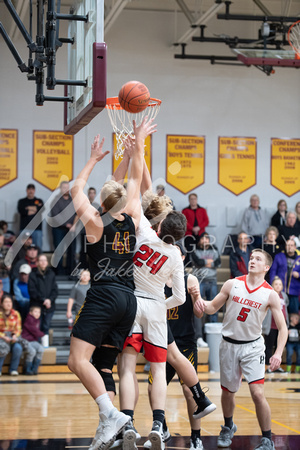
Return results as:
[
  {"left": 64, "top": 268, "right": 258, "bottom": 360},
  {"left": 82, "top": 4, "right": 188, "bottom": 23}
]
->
[{"left": 0, "top": 184, "right": 299, "bottom": 374}]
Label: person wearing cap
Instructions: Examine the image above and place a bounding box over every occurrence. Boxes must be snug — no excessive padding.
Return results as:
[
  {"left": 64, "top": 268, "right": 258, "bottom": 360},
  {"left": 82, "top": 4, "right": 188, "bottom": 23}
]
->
[
  {"left": 156, "top": 184, "right": 175, "bottom": 210},
  {"left": 11, "top": 244, "right": 39, "bottom": 282},
  {"left": 13, "top": 264, "right": 32, "bottom": 322},
  {"left": 17, "top": 184, "right": 44, "bottom": 251}
]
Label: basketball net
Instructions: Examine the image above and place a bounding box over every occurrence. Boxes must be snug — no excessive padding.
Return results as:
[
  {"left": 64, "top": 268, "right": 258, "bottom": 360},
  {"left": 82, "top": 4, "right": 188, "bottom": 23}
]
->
[
  {"left": 288, "top": 20, "right": 300, "bottom": 60},
  {"left": 106, "top": 97, "right": 161, "bottom": 160}
]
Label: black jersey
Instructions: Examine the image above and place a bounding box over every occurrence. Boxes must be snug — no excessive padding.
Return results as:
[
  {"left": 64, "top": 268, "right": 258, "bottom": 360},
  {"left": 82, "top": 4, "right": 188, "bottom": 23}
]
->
[
  {"left": 166, "top": 273, "right": 196, "bottom": 347},
  {"left": 87, "top": 212, "right": 136, "bottom": 290}
]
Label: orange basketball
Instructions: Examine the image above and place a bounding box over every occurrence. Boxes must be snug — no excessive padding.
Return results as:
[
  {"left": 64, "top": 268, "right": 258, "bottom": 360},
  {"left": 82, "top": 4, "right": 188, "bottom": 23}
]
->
[{"left": 118, "top": 81, "right": 150, "bottom": 113}]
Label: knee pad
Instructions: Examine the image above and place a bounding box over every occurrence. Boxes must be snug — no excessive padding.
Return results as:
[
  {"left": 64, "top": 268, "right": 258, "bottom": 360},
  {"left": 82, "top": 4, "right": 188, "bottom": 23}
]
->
[
  {"left": 99, "top": 369, "right": 116, "bottom": 394},
  {"left": 92, "top": 346, "right": 119, "bottom": 372}
]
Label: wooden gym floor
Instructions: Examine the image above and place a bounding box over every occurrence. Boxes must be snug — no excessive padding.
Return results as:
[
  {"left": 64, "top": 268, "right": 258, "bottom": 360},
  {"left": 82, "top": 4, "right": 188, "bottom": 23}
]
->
[{"left": 0, "top": 370, "right": 300, "bottom": 450}]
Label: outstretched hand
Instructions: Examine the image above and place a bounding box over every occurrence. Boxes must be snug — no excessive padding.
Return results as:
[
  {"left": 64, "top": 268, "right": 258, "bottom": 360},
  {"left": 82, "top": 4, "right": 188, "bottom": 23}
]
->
[
  {"left": 91, "top": 134, "right": 110, "bottom": 162},
  {"left": 123, "top": 136, "right": 135, "bottom": 158},
  {"left": 133, "top": 116, "right": 157, "bottom": 142}
]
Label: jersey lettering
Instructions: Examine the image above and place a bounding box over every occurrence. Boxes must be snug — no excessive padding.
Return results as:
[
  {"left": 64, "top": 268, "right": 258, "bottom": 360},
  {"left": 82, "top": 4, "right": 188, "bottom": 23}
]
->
[
  {"left": 134, "top": 244, "right": 169, "bottom": 274},
  {"left": 167, "top": 307, "right": 179, "bottom": 320},
  {"left": 112, "top": 231, "right": 130, "bottom": 254},
  {"left": 237, "top": 307, "right": 251, "bottom": 322}
]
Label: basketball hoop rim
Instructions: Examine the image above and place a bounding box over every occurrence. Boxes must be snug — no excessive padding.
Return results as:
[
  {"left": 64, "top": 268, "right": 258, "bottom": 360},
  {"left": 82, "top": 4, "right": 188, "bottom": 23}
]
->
[
  {"left": 288, "top": 19, "right": 300, "bottom": 58},
  {"left": 106, "top": 96, "right": 162, "bottom": 110}
]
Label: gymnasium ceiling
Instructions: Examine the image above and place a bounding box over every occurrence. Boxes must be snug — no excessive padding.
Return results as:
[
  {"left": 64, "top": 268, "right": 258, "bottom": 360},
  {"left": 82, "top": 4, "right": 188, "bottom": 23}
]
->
[{"left": 1, "top": 0, "right": 300, "bottom": 67}]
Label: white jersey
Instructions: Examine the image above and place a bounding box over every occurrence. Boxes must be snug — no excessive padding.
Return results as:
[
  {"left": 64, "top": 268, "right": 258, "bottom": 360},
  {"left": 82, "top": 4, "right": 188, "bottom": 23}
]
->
[
  {"left": 222, "top": 275, "right": 272, "bottom": 341},
  {"left": 133, "top": 212, "right": 185, "bottom": 308}
]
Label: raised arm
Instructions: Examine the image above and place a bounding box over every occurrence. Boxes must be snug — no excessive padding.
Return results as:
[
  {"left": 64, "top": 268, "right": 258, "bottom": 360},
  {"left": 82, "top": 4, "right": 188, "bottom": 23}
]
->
[
  {"left": 187, "top": 273, "right": 203, "bottom": 318},
  {"left": 71, "top": 135, "right": 109, "bottom": 239},
  {"left": 124, "top": 117, "right": 157, "bottom": 227},
  {"left": 268, "top": 290, "right": 288, "bottom": 371}
]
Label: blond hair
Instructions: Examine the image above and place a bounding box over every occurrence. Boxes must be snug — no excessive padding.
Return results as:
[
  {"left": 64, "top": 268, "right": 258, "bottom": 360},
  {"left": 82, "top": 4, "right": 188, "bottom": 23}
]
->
[
  {"left": 100, "top": 180, "right": 127, "bottom": 213},
  {"left": 142, "top": 190, "right": 173, "bottom": 231}
]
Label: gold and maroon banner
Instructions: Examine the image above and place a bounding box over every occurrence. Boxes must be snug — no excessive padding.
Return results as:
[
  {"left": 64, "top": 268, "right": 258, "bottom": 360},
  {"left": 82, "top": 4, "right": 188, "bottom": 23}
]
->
[
  {"left": 0, "top": 129, "right": 18, "bottom": 188},
  {"left": 218, "top": 136, "right": 256, "bottom": 195},
  {"left": 112, "top": 134, "right": 152, "bottom": 179},
  {"left": 166, "top": 135, "right": 205, "bottom": 194},
  {"left": 33, "top": 131, "right": 73, "bottom": 191},
  {"left": 271, "top": 138, "right": 300, "bottom": 196}
]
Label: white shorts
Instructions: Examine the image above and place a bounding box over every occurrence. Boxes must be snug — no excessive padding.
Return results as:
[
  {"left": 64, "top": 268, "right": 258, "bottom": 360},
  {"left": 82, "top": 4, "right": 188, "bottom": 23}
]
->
[
  {"left": 124, "top": 296, "right": 167, "bottom": 362},
  {"left": 219, "top": 336, "right": 266, "bottom": 393}
]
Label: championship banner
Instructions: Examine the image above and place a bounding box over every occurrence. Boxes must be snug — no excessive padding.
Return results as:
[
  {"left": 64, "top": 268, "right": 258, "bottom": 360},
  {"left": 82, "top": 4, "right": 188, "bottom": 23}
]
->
[
  {"left": 33, "top": 131, "right": 73, "bottom": 191},
  {"left": 166, "top": 135, "right": 205, "bottom": 194},
  {"left": 218, "top": 136, "right": 257, "bottom": 195},
  {"left": 271, "top": 138, "right": 300, "bottom": 196},
  {"left": 112, "top": 134, "right": 152, "bottom": 179},
  {"left": 0, "top": 129, "right": 18, "bottom": 188}
]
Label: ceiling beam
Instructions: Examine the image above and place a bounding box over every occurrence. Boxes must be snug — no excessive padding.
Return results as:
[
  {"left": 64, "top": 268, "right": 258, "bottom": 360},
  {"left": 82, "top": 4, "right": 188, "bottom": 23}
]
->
[
  {"left": 174, "top": 0, "right": 226, "bottom": 45},
  {"left": 252, "top": 0, "right": 272, "bottom": 16},
  {"left": 104, "top": 0, "right": 130, "bottom": 34}
]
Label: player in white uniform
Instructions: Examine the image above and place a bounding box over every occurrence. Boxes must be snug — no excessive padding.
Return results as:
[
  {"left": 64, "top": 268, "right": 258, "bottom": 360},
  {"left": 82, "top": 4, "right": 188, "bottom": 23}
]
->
[
  {"left": 194, "top": 249, "right": 288, "bottom": 450},
  {"left": 113, "top": 137, "right": 187, "bottom": 450}
]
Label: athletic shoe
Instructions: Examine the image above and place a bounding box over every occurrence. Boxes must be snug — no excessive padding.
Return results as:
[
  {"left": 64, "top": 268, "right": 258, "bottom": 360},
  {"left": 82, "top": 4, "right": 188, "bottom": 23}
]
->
[
  {"left": 10, "top": 371, "right": 19, "bottom": 376},
  {"left": 143, "top": 426, "right": 171, "bottom": 449},
  {"left": 253, "top": 437, "right": 275, "bottom": 449},
  {"left": 110, "top": 432, "right": 123, "bottom": 449},
  {"left": 274, "top": 367, "right": 286, "bottom": 374},
  {"left": 148, "top": 421, "right": 164, "bottom": 450},
  {"left": 123, "top": 420, "right": 141, "bottom": 450},
  {"left": 190, "top": 437, "right": 204, "bottom": 450},
  {"left": 89, "top": 408, "right": 130, "bottom": 450},
  {"left": 197, "top": 338, "right": 208, "bottom": 348},
  {"left": 217, "top": 423, "right": 237, "bottom": 448},
  {"left": 193, "top": 393, "right": 216, "bottom": 419}
]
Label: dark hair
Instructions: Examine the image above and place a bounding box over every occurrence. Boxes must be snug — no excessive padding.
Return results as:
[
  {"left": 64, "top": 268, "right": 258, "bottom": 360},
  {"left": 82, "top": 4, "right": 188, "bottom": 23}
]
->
[
  {"left": 1, "top": 293, "right": 13, "bottom": 305},
  {"left": 0, "top": 220, "right": 8, "bottom": 229},
  {"left": 27, "top": 183, "right": 35, "bottom": 189},
  {"left": 88, "top": 187, "right": 96, "bottom": 192},
  {"left": 159, "top": 211, "right": 187, "bottom": 244}
]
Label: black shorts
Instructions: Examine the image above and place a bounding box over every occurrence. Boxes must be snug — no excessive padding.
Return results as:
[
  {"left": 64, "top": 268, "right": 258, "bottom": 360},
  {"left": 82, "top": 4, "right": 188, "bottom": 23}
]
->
[
  {"left": 166, "top": 344, "right": 198, "bottom": 385},
  {"left": 167, "top": 322, "right": 174, "bottom": 345},
  {"left": 72, "top": 284, "right": 137, "bottom": 351}
]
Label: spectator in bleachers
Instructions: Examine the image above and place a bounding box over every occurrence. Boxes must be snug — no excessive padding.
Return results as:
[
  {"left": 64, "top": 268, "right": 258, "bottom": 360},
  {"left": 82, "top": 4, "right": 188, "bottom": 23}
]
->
[
  {"left": 0, "top": 294, "right": 23, "bottom": 376},
  {"left": 0, "top": 220, "right": 16, "bottom": 248},
  {"left": 10, "top": 232, "right": 33, "bottom": 269},
  {"left": 277, "top": 211, "right": 300, "bottom": 249},
  {"left": 182, "top": 193, "right": 209, "bottom": 264},
  {"left": 66, "top": 269, "right": 91, "bottom": 327},
  {"left": 0, "top": 230, "right": 11, "bottom": 293},
  {"left": 13, "top": 264, "right": 31, "bottom": 323},
  {"left": 296, "top": 201, "right": 300, "bottom": 226},
  {"left": 269, "top": 239, "right": 300, "bottom": 314},
  {"left": 263, "top": 276, "right": 289, "bottom": 374},
  {"left": 17, "top": 183, "right": 44, "bottom": 250},
  {"left": 229, "top": 231, "right": 252, "bottom": 278},
  {"left": 270, "top": 199, "right": 288, "bottom": 228},
  {"left": 11, "top": 244, "right": 39, "bottom": 282},
  {"left": 21, "top": 305, "right": 45, "bottom": 375},
  {"left": 262, "top": 226, "right": 282, "bottom": 283},
  {"left": 49, "top": 181, "right": 76, "bottom": 275},
  {"left": 286, "top": 312, "right": 300, "bottom": 374},
  {"left": 28, "top": 254, "right": 58, "bottom": 337},
  {"left": 241, "top": 194, "right": 269, "bottom": 248},
  {"left": 190, "top": 232, "right": 221, "bottom": 323}
]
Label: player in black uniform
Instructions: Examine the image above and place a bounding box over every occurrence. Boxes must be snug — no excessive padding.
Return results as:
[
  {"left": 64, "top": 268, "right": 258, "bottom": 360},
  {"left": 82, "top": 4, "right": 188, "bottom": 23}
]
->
[
  {"left": 67, "top": 117, "right": 157, "bottom": 450},
  {"left": 146, "top": 242, "right": 216, "bottom": 450}
]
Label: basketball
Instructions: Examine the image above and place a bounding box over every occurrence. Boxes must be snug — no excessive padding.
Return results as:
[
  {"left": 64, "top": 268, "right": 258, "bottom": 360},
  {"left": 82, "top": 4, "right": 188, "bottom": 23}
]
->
[{"left": 118, "top": 81, "right": 150, "bottom": 113}]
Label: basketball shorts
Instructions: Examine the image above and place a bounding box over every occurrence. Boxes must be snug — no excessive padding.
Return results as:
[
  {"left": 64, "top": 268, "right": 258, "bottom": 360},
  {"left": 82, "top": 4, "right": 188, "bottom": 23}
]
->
[
  {"left": 219, "top": 335, "right": 266, "bottom": 393},
  {"left": 124, "top": 296, "right": 167, "bottom": 362},
  {"left": 72, "top": 285, "right": 137, "bottom": 351}
]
